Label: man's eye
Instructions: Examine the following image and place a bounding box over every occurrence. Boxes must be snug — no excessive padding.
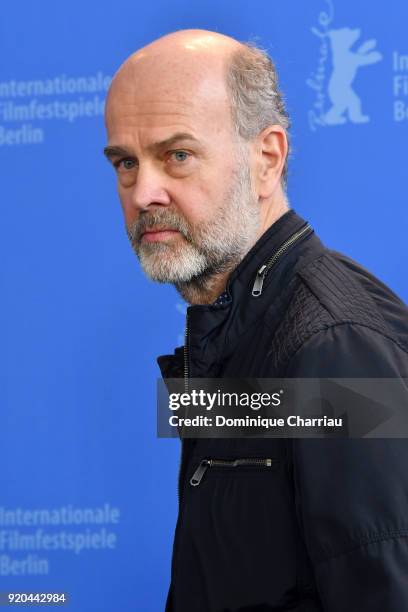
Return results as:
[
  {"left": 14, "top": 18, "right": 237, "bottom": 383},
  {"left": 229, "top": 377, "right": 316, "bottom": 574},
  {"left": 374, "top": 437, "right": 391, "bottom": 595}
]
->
[
  {"left": 115, "top": 158, "right": 136, "bottom": 170},
  {"left": 170, "top": 150, "right": 190, "bottom": 163}
]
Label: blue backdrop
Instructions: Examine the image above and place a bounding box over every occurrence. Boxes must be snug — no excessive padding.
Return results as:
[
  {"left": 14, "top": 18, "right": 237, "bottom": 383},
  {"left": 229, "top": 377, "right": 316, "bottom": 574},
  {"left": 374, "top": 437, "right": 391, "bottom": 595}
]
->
[{"left": 1, "top": 0, "right": 407, "bottom": 609}]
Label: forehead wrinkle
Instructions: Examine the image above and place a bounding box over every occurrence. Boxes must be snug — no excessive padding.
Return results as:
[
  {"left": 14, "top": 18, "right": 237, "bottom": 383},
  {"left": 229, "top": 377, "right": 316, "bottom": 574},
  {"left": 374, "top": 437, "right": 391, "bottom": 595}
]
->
[
  {"left": 115, "top": 109, "right": 195, "bottom": 118},
  {"left": 107, "top": 105, "right": 230, "bottom": 131},
  {"left": 109, "top": 99, "right": 213, "bottom": 117},
  {"left": 106, "top": 100, "right": 203, "bottom": 123}
]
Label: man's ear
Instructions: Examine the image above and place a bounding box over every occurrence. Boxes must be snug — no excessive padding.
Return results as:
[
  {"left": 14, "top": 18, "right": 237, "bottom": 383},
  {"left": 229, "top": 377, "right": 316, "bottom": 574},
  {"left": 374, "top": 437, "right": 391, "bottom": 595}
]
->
[{"left": 253, "top": 125, "right": 288, "bottom": 199}]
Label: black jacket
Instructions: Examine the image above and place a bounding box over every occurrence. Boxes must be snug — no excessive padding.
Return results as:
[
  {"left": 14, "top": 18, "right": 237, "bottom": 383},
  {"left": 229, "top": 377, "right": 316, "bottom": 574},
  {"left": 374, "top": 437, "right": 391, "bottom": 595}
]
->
[{"left": 157, "top": 209, "right": 408, "bottom": 612}]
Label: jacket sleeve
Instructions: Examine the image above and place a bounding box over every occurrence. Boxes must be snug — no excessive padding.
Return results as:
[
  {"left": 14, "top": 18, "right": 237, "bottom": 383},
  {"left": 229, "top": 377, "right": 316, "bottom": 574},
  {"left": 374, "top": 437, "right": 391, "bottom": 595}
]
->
[{"left": 284, "top": 323, "right": 408, "bottom": 612}]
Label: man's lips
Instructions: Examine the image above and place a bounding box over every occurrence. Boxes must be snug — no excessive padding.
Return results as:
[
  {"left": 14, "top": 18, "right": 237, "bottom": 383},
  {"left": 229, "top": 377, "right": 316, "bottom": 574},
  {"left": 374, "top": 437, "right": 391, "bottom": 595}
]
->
[{"left": 141, "top": 228, "right": 180, "bottom": 243}]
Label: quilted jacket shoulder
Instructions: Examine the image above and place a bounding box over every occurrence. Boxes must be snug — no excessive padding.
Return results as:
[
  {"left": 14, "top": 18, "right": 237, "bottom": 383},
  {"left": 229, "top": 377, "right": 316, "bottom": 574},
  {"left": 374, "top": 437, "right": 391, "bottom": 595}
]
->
[{"left": 270, "top": 250, "right": 407, "bottom": 374}]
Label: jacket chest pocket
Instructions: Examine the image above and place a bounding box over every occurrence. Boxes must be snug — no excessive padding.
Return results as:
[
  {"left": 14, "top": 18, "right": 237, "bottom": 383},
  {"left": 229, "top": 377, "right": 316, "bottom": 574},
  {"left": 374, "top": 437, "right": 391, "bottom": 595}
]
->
[
  {"left": 177, "top": 455, "right": 300, "bottom": 604},
  {"left": 184, "top": 455, "right": 288, "bottom": 554},
  {"left": 189, "top": 456, "right": 278, "bottom": 486}
]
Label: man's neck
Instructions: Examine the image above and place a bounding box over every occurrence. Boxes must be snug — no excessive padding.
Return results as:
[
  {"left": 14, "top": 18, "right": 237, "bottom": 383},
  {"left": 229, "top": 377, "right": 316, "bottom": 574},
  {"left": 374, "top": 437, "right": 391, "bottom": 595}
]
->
[
  {"left": 176, "top": 198, "right": 291, "bottom": 305},
  {"left": 175, "top": 265, "right": 235, "bottom": 305}
]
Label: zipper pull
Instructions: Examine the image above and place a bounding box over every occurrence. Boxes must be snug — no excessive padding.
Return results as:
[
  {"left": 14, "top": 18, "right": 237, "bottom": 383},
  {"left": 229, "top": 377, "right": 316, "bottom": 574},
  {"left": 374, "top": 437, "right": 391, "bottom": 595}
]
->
[
  {"left": 252, "top": 265, "right": 267, "bottom": 297},
  {"left": 190, "top": 460, "right": 209, "bottom": 486}
]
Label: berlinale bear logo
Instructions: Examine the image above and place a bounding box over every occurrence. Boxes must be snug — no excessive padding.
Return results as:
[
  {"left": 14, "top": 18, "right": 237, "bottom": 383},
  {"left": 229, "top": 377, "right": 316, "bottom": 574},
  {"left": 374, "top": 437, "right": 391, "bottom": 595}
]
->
[{"left": 307, "top": 0, "right": 383, "bottom": 130}]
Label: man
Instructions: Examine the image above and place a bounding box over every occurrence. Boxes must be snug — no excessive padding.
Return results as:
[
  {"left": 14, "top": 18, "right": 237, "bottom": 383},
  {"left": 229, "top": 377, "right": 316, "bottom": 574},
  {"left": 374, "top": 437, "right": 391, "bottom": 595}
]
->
[{"left": 104, "top": 29, "right": 408, "bottom": 612}]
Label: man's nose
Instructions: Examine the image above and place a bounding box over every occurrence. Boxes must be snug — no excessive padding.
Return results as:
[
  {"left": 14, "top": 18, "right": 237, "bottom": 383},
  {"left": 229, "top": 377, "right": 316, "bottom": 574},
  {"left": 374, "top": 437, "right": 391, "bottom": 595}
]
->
[{"left": 127, "top": 163, "right": 171, "bottom": 212}]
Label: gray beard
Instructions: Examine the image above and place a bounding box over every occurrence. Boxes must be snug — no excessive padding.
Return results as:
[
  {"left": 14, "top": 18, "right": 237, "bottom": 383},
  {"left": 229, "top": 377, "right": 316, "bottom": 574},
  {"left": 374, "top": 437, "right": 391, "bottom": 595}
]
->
[{"left": 126, "top": 155, "right": 260, "bottom": 303}]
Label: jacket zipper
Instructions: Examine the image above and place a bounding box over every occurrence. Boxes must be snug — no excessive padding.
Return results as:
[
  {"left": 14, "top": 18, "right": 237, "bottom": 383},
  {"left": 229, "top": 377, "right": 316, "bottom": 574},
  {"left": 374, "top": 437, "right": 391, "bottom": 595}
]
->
[
  {"left": 252, "top": 223, "right": 313, "bottom": 297},
  {"left": 177, "top": 311, "right": 190, "bottom": 508},
  {"left": 184, "top": 311, "right": 189, "bottom": 394},
  {"left": 190, "top": 457, "right": 276, "bottom": 486}
]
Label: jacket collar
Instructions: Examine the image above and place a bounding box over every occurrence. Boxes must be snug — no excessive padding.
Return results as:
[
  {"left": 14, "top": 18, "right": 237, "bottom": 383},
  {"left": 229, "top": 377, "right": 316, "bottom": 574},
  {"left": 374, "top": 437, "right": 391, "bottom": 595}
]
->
[{"left": 157, "top": 209, "right": 315, "bottom": 378}]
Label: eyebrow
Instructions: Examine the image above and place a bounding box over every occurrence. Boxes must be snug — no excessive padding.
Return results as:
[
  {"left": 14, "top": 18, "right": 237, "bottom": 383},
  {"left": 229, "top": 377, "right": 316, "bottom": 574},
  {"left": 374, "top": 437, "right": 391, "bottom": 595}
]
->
[{"left": 103, "top": 132, "right": 201, "bottom": 161}]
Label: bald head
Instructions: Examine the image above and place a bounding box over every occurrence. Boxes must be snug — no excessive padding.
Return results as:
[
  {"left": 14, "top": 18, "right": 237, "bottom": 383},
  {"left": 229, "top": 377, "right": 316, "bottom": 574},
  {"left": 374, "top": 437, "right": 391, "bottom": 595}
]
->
[
  {"left": 130, "top": 28, "right": 241, "bottom": 58},
  {"left": 109, "top": 29, "right": 240, "bottom": 94},
  {"left": 105, "top": 30, "right": 242, "bottom": 142}
]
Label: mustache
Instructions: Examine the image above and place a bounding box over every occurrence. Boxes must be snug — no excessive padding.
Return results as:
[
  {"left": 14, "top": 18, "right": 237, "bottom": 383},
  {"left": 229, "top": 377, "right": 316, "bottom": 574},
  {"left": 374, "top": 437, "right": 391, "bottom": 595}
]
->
[{"left": 127, "top": 210, "right": 193, "bottom": 244}]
